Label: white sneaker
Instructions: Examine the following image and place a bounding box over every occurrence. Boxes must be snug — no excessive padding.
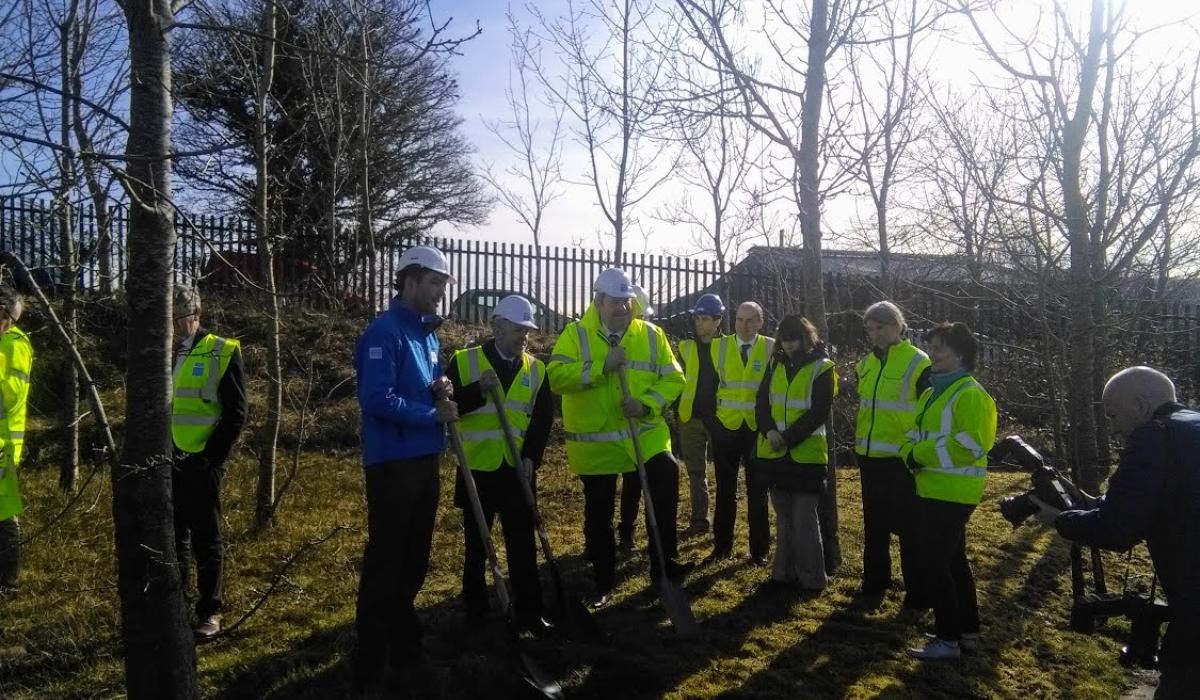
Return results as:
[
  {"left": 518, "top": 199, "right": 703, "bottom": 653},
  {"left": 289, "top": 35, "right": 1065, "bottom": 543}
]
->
[{"left": 908, "top": 637, "right": 961, "bottom": 660}]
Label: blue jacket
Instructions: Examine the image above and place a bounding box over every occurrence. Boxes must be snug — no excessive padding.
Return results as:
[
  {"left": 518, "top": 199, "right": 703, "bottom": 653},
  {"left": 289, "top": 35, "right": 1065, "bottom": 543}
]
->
[
  {"left": 1057, "top": 403, "right": 1200, "bottom": 670},
  {"left": 354, "top": 298, "right": 445, "bottom": 466}
]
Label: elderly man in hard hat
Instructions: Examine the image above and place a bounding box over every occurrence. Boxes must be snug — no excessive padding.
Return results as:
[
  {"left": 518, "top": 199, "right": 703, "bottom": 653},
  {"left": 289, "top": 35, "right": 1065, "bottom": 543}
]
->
[
  {"left": 676, "top": 293, "right": 726, "bottom": 539},
  {"left": 446, "top": 295, "right": 554, "bottom": 636},
  {"left": 352, "top": 244, "right": 458, "bottom": 693},
  {"left": 0, "top": 286, "right": 32, "bottom": 595},
  {"left": 549, "top": 267, "right": 693, "bottom": 608},
  {"left": 1031, "top": 367, "right": 1200, "bottom": 697}
]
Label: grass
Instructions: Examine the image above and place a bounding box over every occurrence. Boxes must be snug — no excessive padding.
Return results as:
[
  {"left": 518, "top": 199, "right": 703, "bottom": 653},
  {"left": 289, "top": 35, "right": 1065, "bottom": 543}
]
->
[
  {"left": 0, "top": 437, "right": 1149, "bottom": 699},
  {"left": 0, "top": 311, "right": 1154, "bottom": 699}
]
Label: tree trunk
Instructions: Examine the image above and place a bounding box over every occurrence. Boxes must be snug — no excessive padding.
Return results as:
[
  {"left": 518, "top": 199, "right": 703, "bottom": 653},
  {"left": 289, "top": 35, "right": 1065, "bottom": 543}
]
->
[
  {"left": 117, "top": 0, "right": 199, "bottom": 696},
  {"left": 255, "top": 0, "right": 281, "bottom": 528},
  {"left": 57, "top": 8, "right": 80, "bottom": 493},
  {"left": 1061, "top": 0, "right": 1105, "bottom": 493},
  {"left": 800, "top": 0, "right": 838, "bottom": 570}
]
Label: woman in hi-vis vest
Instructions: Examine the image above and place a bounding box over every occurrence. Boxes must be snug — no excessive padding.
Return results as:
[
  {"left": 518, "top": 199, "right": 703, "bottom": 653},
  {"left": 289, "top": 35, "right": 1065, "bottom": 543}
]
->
[
  {"left": 753, "top": 315, "right": 837, "bottom": 591},
  {"left": 853, "top": 301, "right": 930, "bottom": 606},
  {"left": 901, "top": 323, "right": 996, "bottom": 661}
]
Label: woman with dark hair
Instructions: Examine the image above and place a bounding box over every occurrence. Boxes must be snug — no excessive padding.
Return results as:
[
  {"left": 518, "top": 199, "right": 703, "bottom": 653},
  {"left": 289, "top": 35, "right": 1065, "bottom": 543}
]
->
[
  {"left": 754, "top": 315, "right": 837, "bottom": 589},
  {"left": 901, "top": 322, "right": 997, "bottom": 660}
]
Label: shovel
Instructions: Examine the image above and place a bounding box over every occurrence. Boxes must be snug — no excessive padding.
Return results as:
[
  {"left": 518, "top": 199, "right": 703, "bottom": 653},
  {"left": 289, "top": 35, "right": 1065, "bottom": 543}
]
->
[
  {"left": 615, "top": 363, "right": 700, "bottom": 638},
  {"left": 447, "top": 424, "right": 564, "bottom": 699},
  {"left": 487, "top": 383, "right": 602, "bottom": 640}
]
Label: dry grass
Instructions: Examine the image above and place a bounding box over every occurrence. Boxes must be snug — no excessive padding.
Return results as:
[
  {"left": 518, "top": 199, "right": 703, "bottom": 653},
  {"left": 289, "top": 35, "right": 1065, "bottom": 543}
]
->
[{"left": 0, "top": 311, "right": 1153, "bottom": 699}]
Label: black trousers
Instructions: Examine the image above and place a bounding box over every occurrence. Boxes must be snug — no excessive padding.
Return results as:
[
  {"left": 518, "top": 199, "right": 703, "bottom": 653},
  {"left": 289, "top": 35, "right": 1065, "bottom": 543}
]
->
[
  {"left": 912, "top": 497, "right": 980, "bottom": 641},
  {"left": 617, "top": 470, "right": 641, "bottom": 544},
  {"left": 455, "top": 467, "right": 543, "bottom": 624},
  {"left": 353, "top": 456, "right": 440, "bottom": 684},
  {"left": 711, "top": 423, "right": 769, "bottom": 559},
  {"left": 172, "top": 453, "right": 226, "bottom": 619},
  {"left": 0, "top": 516, "right": 18, "bottom": 588},
  {"left": 580, "top": 451, "right": 680, "bottom": 591},
  {"left": 857, "top": 455, "right": 922, "bottom": 602}
]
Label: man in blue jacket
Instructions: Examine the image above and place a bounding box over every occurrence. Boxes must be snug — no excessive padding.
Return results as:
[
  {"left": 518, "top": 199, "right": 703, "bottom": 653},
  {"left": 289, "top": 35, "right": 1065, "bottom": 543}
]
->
[
  {"left": 1033, "top": 367, "right": 1200, "bottom": 699},
  {"left": 352, "top": 245, "right": 458, "bottom": 695}
]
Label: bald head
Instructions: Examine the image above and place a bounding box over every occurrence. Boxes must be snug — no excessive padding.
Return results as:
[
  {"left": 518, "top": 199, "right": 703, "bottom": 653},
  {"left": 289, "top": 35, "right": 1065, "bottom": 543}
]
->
[
  {"left": 1101, "top": 366, "right": 1177, "bottom": 437},
  {"left": 735, "top": 301, "right": 764, "bottom": 342}
]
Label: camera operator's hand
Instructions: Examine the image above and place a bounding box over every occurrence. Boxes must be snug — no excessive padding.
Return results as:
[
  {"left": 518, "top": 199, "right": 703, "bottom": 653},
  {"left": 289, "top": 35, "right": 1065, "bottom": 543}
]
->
[{"left": 1028, "top": 494, "right": 1062, "bottom": 526}]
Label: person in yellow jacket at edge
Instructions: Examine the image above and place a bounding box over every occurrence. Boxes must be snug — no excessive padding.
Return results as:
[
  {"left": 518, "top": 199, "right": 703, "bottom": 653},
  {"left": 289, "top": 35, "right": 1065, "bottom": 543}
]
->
[
  {"left": 548, "top": 267, "right": 694, "bottom": 609},
  {"left": 0, "top": 286, "right": 32, "bottom": 593},
  {"left": 900, "top": 322, "right": 997, "bottom": 661},
  {"left": 854, "top": 301, "right": 931, "bottom": 607}
]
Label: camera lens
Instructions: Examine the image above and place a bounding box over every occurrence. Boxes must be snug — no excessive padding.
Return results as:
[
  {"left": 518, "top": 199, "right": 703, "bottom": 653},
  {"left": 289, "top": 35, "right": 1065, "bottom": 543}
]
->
[{"left": 999, "top": 493, "right": 1039, "bottom": 527}]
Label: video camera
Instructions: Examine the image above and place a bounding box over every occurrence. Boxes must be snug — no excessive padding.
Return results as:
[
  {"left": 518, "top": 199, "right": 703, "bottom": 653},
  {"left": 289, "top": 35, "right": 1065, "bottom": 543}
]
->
[
  {"left": 990, "top": 436, "right": 1090, "bottom": 527},
  {"left": 990, "top": 435, "right": 1168, "bottom": 669}
]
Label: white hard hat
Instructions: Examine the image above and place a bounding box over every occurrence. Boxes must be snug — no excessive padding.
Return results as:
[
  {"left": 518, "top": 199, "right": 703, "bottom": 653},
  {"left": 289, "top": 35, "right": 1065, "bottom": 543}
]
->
[
  {"left": 593, "top": 267, "right": 636, "bottom": 299},
  {"left": 632, "top": 284, "right": 654, "bottom": 319},
  {"left": 492, "top": 294, "right": 539, "bottom": 329},
  {"left": 398, "top": 245, "right": 454, "bottom": 282}
]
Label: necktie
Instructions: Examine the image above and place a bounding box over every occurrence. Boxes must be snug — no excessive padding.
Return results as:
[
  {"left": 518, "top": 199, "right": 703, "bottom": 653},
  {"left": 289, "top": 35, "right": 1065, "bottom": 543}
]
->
[
  {"left": 740, "top": 343, "right": 751, "bottom": 365},
  {"left": 609, "top": 333, "right": 620, "bottom": 347}
]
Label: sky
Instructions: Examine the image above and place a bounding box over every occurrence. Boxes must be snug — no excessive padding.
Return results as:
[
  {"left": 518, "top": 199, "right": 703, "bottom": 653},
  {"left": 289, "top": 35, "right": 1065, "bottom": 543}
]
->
[{"left": 433, "top": 0, "right": 1200, "bottom": 260}]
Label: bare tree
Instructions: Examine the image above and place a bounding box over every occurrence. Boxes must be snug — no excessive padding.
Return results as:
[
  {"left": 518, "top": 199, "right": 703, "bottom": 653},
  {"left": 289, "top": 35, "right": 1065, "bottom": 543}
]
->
[{"left": 521, "top": 0, "right": 680, "bottom": 259}]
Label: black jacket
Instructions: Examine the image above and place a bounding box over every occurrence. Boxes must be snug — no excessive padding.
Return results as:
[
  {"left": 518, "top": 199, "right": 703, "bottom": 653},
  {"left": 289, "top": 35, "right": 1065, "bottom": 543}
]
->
[
  {"left": 1056, "top": 403, "right": 1200, "bottom": 670},
  {"left": 753, "top": 344, "right": 834, "bottom": 493},
  {"left": 176, "top": 328, "right": 248, "bottom": 469}
]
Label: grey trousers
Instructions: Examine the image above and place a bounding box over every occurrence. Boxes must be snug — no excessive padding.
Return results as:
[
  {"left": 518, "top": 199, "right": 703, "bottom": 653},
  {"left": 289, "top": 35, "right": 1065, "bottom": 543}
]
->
[
  {"left": 770, "top": 489, "right": 826, "bottom": 589},
  {"left": 678, "top": 418, "right": 711, "bottom": 528}
]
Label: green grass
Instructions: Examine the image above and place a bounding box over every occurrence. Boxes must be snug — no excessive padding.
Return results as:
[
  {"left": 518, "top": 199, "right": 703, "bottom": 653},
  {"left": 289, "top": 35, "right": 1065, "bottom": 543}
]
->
[{"left": 0, "top": 438, "right": 1148, "bottom": 699}]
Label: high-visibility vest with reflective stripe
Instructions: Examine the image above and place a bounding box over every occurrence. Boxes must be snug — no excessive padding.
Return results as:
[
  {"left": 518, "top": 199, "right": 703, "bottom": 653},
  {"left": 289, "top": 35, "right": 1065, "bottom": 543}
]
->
[
  {"left": 714, "top": 335, "right": 773, "bottom": 431},
  {"left": 0, "top": 326, "right": 33, "bottom": 521},
  {"left": 677, "top": 338, "right": 700, "bottom": 422},
  {"left": 548, "top": 306, "right": 684, "bottom": 475},
  {"left": 756, "top": 356, "right": 838, "bottom": 463},
  {"left": 453, "top": 346, "right": 544, "bottom": 472},
  {"left": 172, "top": 333, "right": 240, "bottom": 454},
  {"left": 907, "top": 375, "right": 997, "bottom": 505},
  {"left": 854, "top": 340, "right": 929, "bottom": 458}
]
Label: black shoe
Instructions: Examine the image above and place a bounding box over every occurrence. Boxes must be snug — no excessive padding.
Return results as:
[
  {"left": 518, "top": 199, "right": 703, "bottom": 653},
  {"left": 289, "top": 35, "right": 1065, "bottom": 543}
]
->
[
  {"left": 653, "top": 559, "right": 696, "bottom": 582},
  {"left": 617, "top": 536, "right": 635, "bottom": 558},
  {"left": 681, "top": 523, "right": 709, "bottom": 539},
  {"left": 856, "top": 580, "right": 889, "bottom": 596},
  {"left": 518, "top": 616, "right": 556, "bottom": 639},
  {"left": 701, "top": 548, "right": 732, "bottom": 566},
  {"left": 750, "top": 554, "right": 769, "bottom": 567},
  {"left": 583, "top": 589, "right": 612, "bottom": 610}
]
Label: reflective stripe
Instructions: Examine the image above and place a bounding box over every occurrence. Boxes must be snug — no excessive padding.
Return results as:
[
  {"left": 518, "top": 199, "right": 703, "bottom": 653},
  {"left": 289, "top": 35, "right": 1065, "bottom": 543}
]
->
[
  {"left": 7, "top": 430, "right": 23, "bottom": 439},
  {"left": 857, "top": 437, "right": 900, "bottom": 453},
  {"left": 647, "top": 328, "right": 658, "bottom": 370},
  {"left": 643, "top": 389, "right": 667, "bottom": 410},
  {"left": 175, "top": 388, "right": 204, "bottom": 399},
  {"left": 466, "top": 347, "right": 482, "bottom": 383},
  {"left": 658, "top": 362, "right": 676, "bottom": 376},
  {"left": 770, "top": 394, "right": 812, "bottom": 410},
  {"left": 549, "top": 354, "right": 575, "bottom": 363},
  {"left": 461, "top": 428, "right": 526, "bottom": 442},
  {"left": 899, "top": 352, "right": 925, "bottom": 398},
  {"left": 525, "top": 356, "right": 542, "bottom": 415},
  {"left": 921, "top": 465, "right": 988, "bottom": 478},
  {"left": 565, "top": 423, "right": 654, "bottom": 443},
  {"left": 577, "top": 325, "right": 595, "bottom": 387},
  {"left": 726, "top": 381, "right": 760, "bottom": 390},
  {"left": 718, "top": 399, "right": 756, "bottom": 410},
  {"left": 7, "top": 369, "right": 29, "bottom": 383},
  {"left": 628, "top": 361, "right": 658, "bottom": 372},
  {"left": 955, "top": 431, "right": 986, "bottom": 459},
  {"left": 173, "top": 415, "right": 219, "bottom": 426},
  {"left": 859, "top": 398, "right": 916, "bottom": 412}
]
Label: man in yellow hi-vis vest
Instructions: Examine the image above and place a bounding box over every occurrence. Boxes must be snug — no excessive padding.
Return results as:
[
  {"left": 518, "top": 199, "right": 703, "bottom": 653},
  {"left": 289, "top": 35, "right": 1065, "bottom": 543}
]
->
[
  {"left": 0, "top": 287, "right": 31, "bottom": 593},
  {"left": 704, "top": 301, "right": 774, "bottom": 566},
  {"left": 171, "top": 287, "right": 247, "bottom": 638},
  {"left": 676, "top": 293, "right": 725, "bottom": 538},
  {"left": 548, "top": 267, "right": 692, "bottom": 608},
  {"left": 446, "top": 295, "right": 553, "bottom": 636}
]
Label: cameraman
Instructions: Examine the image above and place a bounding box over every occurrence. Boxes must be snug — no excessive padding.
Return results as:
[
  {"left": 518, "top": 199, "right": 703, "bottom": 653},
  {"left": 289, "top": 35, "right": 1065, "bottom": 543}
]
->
[{"left": 1032, "top": 366, "right": 1200, "bottom": 698}]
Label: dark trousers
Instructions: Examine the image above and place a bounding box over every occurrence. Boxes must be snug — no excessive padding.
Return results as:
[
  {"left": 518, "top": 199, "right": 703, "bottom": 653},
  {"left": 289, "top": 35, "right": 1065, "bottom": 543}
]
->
[
  {"left": 0, "top": 517, "right": 18, "bottom": 588},
  {"left": 912, "top": 497, "right": 980, "bottom": 641},
  {"left": 580, "top": 452, "right": 680, "bottom": 591},
  {"left": 711, "top": 424, "right": 769, "bottom": 559},
  {"left": 353, "top": 456, "right": 440, "bottom": 684},
  {"left": 617, "top": 470, "right": 641, "bottom": 544},
  {"left": 172, "top": 454, "right": 226, "bottom": 619},
  {"left": 456, "top": 467, "right": 543, "bottom": 624},
  {"left": 858, "top": 455, "right": 922, "bottom": 602}
]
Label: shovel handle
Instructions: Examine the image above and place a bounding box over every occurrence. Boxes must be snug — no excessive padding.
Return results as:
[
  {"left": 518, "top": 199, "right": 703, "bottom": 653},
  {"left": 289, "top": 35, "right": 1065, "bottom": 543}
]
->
[
  {"left": 447, "top": 422, "right": 515, "bottom": 617},
  {"left": 615, "top": 366, "right": 672, "bottom": 583}
]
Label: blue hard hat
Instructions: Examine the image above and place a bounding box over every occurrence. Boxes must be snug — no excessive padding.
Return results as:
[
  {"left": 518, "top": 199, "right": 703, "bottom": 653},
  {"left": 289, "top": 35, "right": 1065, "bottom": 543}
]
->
[{"left": 692, "top": 293, "right": 726, "bottom": 316}]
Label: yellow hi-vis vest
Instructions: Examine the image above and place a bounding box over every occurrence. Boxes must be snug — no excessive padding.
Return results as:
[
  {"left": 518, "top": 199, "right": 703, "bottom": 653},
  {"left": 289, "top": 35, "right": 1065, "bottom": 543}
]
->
[
  {"left": 677, "top": 338, "right": 702, "bottom": 422},
  {"left": 0, "top": 326, "right": 33, "bottom": 521},
  {"left": 854, "top": 340, "right": 929, "bottom": 458},
  {"left": 714, "top": 334, "right": 773, "bottom": 431},
  {"left": 172, "top": 333, "right": 240, "bottom": 454},
  {"left": 453, "top": 346, "right": 544, "bottom": 472},
  {"left": 756, "top": 356, "right": 838, "bottom": 464},
  {"left": 900, "top": 375, "right": 997, "bottom": 505},
  {"left": 548, "top": 305, "right": 684, "bottom": 476}
]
